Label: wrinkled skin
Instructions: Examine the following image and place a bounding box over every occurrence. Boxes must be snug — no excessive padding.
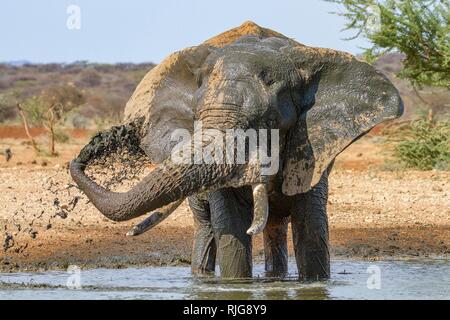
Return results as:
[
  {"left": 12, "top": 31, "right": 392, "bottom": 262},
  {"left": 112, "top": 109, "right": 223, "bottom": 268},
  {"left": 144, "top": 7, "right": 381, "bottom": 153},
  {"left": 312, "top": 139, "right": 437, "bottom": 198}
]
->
[
  {"left": 190, "top": 162, "right": 333, "bottom": 279},
  {"left": 69, "top": 22, "right": 403, "bottom": 279}
]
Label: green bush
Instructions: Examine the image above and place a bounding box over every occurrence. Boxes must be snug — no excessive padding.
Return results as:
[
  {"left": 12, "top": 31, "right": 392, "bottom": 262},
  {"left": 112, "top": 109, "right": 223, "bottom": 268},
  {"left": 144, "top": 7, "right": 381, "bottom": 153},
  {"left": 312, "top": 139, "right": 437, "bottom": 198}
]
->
[{"left": 395, "top": 120, "right": 450, "bottom": 170}]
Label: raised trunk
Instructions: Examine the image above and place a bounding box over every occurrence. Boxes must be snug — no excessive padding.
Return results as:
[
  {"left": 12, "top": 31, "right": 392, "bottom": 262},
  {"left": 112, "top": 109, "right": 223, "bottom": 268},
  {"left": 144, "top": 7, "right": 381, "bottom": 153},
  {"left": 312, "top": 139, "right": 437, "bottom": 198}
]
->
[
  {"left": 70, "top": 157, "right": 261, "bottom": 222},
  {"left": 71, "top": 104, "right": 266, "bottom": 228}
]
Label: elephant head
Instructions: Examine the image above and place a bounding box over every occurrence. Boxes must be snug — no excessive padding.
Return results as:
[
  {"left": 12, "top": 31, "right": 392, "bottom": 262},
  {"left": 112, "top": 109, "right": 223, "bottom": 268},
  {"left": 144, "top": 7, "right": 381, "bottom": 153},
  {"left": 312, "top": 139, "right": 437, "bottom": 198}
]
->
[{"left": 70, "top": 22, "right": 403, "bottom": 233}]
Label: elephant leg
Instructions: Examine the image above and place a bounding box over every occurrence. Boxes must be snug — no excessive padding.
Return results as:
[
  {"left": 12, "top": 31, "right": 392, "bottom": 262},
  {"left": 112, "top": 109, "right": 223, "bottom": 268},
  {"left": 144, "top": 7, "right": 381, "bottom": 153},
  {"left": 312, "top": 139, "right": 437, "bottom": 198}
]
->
[
  {"left": 208, "top": 187, "right": 253, "bottom": 278},
  {"left": 263, "top": 213, "right": 289, "bottom": 277},
  {"left": 291, "top": 164, "right": 333, "bottom": 280},
  {"left": 188, "top": 194, "right": 216, "bottom": 275}
]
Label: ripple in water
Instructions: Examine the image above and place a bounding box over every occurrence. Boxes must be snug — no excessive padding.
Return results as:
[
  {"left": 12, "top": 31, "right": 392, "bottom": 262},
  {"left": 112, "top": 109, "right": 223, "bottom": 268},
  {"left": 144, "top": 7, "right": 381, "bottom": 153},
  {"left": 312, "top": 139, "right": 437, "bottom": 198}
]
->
[{"left": 0, "top": 259, "right": 448, "bottom": 300}]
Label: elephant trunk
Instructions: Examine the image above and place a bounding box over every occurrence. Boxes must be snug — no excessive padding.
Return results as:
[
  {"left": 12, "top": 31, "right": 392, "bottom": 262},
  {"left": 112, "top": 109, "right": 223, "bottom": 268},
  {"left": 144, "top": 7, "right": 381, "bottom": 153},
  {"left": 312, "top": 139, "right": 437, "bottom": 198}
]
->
[
  {"left": 127, "top": 181, "right": 270, "bottom": 236},
  {"left": 70, "top": 120, "right": 270, "bottom": 233},
  {"left": 70, "top": 158, "right": 253, "bottom": 222},
  {"left": 70, "top": 127, "right": 265, "bottom": 222}
]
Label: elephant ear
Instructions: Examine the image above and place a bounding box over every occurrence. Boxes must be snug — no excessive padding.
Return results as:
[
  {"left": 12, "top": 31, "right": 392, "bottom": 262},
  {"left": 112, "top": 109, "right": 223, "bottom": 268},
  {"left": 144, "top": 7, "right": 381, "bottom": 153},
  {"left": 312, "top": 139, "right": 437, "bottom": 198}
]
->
[
  {"left": 281, "top": 45, "right": 404, "bottom": 195},
  {"left": 123, "top": 45, "right": 211, "bottom": 163}
]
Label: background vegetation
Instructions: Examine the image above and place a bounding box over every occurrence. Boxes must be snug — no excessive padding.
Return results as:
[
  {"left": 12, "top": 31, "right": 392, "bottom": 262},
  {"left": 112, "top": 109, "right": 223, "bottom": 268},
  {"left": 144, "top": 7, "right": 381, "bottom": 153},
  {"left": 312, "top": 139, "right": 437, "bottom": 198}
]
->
[
  {"left": 327, "top": 0, "right": 449, "bottom": 88},
  {"left": 1, "top": 1, "right": 449, "bottom": 167},
  {"left": 0, "top": 62, "right": 154, "bottom": 155},
  {"left": 0, "top": 62, "right": 155, "bottom": 127},
  {"left": 328, "top": 0, "right": 449, "bottom": 170}
]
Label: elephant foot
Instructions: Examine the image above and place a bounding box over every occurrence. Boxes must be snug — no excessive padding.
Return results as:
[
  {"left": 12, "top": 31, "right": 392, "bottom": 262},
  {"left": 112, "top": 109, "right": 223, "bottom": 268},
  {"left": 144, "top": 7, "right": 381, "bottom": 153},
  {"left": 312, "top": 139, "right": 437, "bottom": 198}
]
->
[
  {"left": 189, "top": 195, "right": 217, "bottom": 276},
  {"left": 191, "top": 226, "right": 216, "bottom": 276},
  {"left": 297, "top": 246, "right": 330, "bottom": 281},
  {"left": 209, "top": 188, "right": 253, "bottom": 279},
  {"left": 292, "top": 221, "right": 331, "bottom": 280},
  {"left": 291, "top": 166, "right": 331, "bottom": 281},
  {"left": 217, "top": 234, "right": 252, "bottom": 278},
  {"left": 263, "top": 214, "right": 289, "bottom": 277}
]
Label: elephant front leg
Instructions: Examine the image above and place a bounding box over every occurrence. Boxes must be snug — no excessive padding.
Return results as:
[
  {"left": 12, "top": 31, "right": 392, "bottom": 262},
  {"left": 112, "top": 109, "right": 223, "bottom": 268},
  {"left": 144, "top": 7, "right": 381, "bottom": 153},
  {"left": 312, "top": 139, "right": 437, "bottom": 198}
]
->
[
  {"left": 291, "top": 167, "right": 331, "bottom": 280},
  {"left": 263, "top": 213, "right": 289, "bottom": 277},
  {"left": 188, "top": 195, "right": 216, "bottom": 275},
  {"left": 208, "top": 187, "right": 253, "bottom": 278}
]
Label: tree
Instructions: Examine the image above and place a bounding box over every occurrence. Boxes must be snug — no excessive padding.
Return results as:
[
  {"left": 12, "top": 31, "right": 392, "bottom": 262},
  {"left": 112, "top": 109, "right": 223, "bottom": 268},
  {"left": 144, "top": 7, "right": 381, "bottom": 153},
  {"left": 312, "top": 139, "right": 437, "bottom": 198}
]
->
[
  {"left": 326, "top": 0, "right": 449, "bottom": 88},
  {"left": 0, "top": 92, "right": 39, "bottom": 153},
  {"left": 22, "top": 84, "right": 85, "bottom": 156},
  {"left": 16, "top": 102, "right": 40, "bottom": 153}
]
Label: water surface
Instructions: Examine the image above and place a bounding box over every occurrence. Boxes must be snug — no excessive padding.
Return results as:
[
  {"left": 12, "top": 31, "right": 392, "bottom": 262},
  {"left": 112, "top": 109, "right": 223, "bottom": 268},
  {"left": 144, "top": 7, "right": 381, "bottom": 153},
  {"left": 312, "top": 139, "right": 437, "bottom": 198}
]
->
[{"left": 0, "top": 259, "right": 448, "bottom": 299}]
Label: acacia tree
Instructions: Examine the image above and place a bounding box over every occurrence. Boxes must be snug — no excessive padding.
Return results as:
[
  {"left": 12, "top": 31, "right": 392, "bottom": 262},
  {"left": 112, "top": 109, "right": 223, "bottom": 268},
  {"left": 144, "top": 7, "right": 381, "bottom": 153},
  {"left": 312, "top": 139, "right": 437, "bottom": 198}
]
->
[
  {"left": 328, "top": 0, "right": 450, "bottom": 170},
  {"left": 0, "top": 92, "right": 40, "bottom": 153},
  {"left": 16, "top": 101, "right": 40, "bottom": 153},
  {"left": 327, "top": 0, "right": 449, "bottom": 88},
  {"left": 22, "top": 85, "right": 85, "bottom": 156}
]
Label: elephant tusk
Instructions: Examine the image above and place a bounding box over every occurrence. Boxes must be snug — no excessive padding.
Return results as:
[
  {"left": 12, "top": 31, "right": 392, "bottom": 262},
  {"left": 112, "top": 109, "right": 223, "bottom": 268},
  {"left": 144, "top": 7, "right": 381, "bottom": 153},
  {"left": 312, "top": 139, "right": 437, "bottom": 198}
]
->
[
  {"left": 246, "top": 183, "right": 269, "bottom": 235},
  {"left": 126, "top": 199, "right": 184, "bottom": 236}
]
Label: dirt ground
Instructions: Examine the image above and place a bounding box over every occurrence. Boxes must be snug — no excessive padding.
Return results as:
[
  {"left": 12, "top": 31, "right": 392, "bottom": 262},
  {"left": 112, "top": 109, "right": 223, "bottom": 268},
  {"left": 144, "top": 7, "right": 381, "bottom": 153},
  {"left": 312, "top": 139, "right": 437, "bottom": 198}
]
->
[{"left": 0, "top": 127, "right": 448, "bottom": 272}]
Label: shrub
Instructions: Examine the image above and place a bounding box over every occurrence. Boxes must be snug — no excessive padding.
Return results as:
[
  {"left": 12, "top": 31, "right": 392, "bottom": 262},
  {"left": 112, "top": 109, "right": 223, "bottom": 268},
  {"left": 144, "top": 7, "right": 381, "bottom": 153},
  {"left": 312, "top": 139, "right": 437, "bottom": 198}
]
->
[{"left": 394, "top": 120, "right": 450, "bottom": 170}]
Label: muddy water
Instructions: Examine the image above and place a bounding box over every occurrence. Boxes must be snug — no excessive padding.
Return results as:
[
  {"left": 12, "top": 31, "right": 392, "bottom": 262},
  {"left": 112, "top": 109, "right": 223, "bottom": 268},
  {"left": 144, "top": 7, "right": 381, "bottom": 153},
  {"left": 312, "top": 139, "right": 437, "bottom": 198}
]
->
[{"left": 0, "top": 259, "right": 448, "bottom": 300}]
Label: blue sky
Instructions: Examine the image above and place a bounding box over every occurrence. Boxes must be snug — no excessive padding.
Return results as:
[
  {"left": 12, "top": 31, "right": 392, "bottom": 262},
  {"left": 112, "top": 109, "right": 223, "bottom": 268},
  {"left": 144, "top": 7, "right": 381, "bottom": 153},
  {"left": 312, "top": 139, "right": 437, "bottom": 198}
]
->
[{"left": 0, "top": 0, "right": 370, "bottom": 64}]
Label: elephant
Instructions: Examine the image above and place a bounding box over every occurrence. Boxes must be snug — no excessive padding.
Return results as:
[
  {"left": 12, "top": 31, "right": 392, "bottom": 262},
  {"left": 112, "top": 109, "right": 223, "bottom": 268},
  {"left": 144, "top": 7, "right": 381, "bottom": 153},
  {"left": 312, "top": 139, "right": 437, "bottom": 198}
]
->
[{"left": 69, "top": 22, "right": 403, "bottom": 280}]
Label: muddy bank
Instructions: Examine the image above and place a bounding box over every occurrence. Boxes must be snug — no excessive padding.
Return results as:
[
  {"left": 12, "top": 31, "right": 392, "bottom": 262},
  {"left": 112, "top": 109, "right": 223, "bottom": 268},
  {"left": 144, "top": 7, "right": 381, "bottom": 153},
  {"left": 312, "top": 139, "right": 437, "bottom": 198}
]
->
[
  {"left": 1, "top": 223, "right": 448, "bottom": 273},
  {"left": 0, "top": 153, "right": 448, "bottom": 272}
]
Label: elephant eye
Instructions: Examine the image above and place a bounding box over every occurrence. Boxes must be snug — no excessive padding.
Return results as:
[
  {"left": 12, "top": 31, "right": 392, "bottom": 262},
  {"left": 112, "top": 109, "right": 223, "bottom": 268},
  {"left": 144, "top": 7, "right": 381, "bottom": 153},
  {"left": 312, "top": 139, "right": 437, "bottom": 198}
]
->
[{"left": 259, "top": 70, "right": 275, "bottom": 86}]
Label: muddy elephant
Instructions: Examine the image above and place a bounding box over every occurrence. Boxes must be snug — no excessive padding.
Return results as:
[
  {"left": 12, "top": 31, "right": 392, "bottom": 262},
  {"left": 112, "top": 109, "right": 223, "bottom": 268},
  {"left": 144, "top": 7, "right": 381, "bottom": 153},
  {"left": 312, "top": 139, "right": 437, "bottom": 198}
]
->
[{"left": 70, "top": 22, "right": 403, "bottom": 280}]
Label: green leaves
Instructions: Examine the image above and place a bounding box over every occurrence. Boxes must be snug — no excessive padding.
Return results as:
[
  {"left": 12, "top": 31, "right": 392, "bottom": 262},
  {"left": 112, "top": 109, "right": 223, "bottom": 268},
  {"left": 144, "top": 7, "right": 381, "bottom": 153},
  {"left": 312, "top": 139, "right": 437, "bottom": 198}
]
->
[
  {"left": 327, "top": 0, "right": 450, "bottom": 88},
  {"left": 395, "top": 119, "right": 450, "bottom": 170}
]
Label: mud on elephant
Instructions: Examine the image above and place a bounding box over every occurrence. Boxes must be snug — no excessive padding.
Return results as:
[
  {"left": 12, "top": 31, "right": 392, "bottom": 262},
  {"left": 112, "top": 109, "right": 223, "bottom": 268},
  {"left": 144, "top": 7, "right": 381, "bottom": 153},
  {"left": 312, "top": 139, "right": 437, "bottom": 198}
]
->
[{"left": 70, "top": 22, "right": 403, "bottom": 280}]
